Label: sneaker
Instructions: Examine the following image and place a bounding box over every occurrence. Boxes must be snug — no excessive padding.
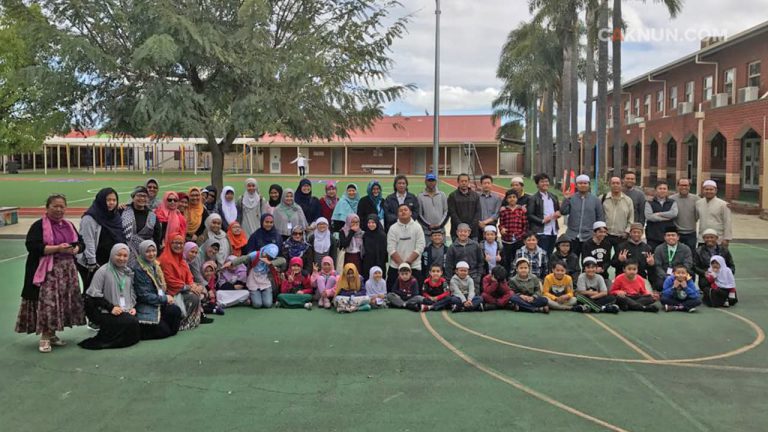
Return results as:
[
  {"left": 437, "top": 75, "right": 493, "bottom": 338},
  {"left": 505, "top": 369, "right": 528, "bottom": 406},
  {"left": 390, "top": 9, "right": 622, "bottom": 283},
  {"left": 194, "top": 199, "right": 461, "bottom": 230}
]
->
[
  {"left": 604, "top": 304, "right": 620, "bottom": 314},
  {"left": 420, "top": 304, "right": 430, "bottom": 312},
  {"left": 723, "top": 300, "right": 730, "bottom": 308},
  {"left": 688, "top": 307, "right": 698, "bottom": 313},
  {"left": 538, "top": 306, "right": 550, "bottom": 314},
  {"left": 451, "top": 304, "right": 459, "bottom": 313},
  {"left": 304, "top": 302, "right": 313, "bottom": 310},
  {"left": 200, "top": 316, "right": 214, "bottom": 324},
  {"left": 644, "top": 305, "right": 659, "bottom": 313},
  {"left": 478, "top": 303, "right": 485, "bottom": 312},
  {"left": 664, "top": 304, "right": 671, "bottom": 312},
  {"left": 572, "top": 304, "right": 585, "bottom": 313}
]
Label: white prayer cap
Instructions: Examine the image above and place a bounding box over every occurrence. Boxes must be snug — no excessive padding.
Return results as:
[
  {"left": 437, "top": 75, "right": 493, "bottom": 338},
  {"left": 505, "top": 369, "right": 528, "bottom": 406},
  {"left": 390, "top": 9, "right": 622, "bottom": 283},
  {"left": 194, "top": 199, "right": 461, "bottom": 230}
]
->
[
  {"left": 702, "top": 180, "right": 717, "bottom": 188},
  {"left": 576, "top": 175, "right": 590, "bottom": 183}
]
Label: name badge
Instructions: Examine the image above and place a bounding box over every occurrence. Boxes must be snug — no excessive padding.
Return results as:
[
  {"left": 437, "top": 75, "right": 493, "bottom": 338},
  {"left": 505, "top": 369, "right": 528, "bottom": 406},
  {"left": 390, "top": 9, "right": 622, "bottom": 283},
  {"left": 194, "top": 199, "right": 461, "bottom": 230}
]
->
[
  {"left": 666, "top": 267, "right": 673, "bottom": 276},
  {"left": 119, "top": 296, "right": 127, "bottom": 308},
  {"left": 158, "top": 289, "right": 164, "bottom": 298},
  {"left": 287, "top": 222, "right": 293, "bottom": 231}
]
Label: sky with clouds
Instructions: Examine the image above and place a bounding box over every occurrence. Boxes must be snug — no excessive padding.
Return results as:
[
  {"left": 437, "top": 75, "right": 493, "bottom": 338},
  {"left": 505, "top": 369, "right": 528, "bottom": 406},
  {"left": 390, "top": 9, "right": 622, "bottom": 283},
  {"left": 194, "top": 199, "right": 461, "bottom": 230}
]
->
[{"left": 382, "top": 0, "right": 768, "bottom": 129}]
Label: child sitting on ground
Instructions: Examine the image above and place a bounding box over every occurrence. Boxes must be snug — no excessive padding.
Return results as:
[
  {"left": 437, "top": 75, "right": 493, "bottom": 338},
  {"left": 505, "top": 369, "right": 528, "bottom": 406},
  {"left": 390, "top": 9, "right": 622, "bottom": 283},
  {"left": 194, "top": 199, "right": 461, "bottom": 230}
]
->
[
  {"left": 419, "top": 264, "right": 451, "bottom": 312},
  {"left": 542, "top": 261, "right": 581, "bottom": 311},
  {"left": 448, "top": 261, "right": 483, "bottom": 312},
  {"left": 334, "top": 264, "right": 370, "bottom": 313},
  {"left": 364, "top": 266, "right": 388, "bottom": 308},
  {"left": 228, "top": 243, "right": 285, "bottom": 309},
  {"left": 550, "top": 235, "right": 581, "bottom": 280},
  {"left": 482, "top": 225, "right": 503, "bottom": 274},
  {"left": 481, "top": 266, "right": 514, "bottom": 311},
  {"left": 575, "top": 257, "right": 619, "bottom": 313},
  {"left": 277, "top": 257, "right": 314, "bottom": 309},
  {"left": 609, "top": 260, "right": 659, "bottom": 312},
  {"left": 216, "top": 255, "right": 250, "bottom": 308},
  {"left": 311, "top": 256, "right": 337, "bottom": 309},
  {"left": 704, "top": 255, "right": 738, "bottom": 308},
  {"left": 509, "top": 258, "right": 549, "bottom": 313},
  {"left": 386, "top": 263, "right": 423, "bottom": 311},
  {"left": 661, "top": 264, "right": 702, "bottom": 312},
  {"left": 201, "top": 261, "right": 225, "bottom": 315}
]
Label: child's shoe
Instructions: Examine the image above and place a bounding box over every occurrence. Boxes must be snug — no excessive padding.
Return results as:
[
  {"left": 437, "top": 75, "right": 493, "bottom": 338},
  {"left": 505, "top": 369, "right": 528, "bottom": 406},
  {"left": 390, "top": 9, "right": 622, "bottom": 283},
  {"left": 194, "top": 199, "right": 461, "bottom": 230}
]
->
[{"left": 304, "top": 302, "right": 313, "bottom": 311}]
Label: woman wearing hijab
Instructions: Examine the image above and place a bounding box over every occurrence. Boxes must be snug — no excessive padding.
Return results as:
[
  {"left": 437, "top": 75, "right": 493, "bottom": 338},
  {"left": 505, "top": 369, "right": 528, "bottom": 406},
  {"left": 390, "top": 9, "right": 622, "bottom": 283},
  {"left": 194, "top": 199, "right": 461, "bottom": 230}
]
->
[
  {"left": 203, "top": 185, "right": 218, "bottom": 212},
  {"left": 306, "top": 217, "right": 338, "bottom": 268},
  {"left": 283, "top": 225, "right": 312, "bottom": 272},
  {"left": 183, "top": 242, "right": 205, "bottom": 285},
  {"left": 227, "top": 222, "right": 248, "bottom": 257},
  {"left": 16, "top": 194, "right": 86, "bottom": 353},
  {"left": 295, "top": 178, "right": 321, "bottom": 227},
  {"left": 362, "top": 214, "right": 388, "bottom": 281},
  {"left": 704, "top": 255, "right": 738, "bottom": 308},
  {"left": 79, "top": 244, "right": 141, "bottom": 350},
  {"left": 229, "top": 243, "right": 286, "bottom": 308},
  {"left": 331, "top": 184, "right": 360, "bottom": 232},
  {"left": 122, "top": 186, "right": 163, "bottom": 267},
  {"left": 77, "top": 188, "right": 128, "bottom": 292},
  {"left": 158, "top": 234, "right": 211, "bottom": 330},
  {"left": 146, "top": 178, "right": 160, "bottom": 210},
  {"left": 357, "top": 180, "right": 385, "bottom": 228},
  {"left": 199, "top": 214, "right": 230, "bottom": 264},
  {"left": 333, "top": 263, "right": 370, "bottom": 313},
  {"left": 132, "top": 240, "right": 182, "bottom": 340},
  {"left": 155, "top": 191, "right": 187, "bottom": 250},
  {"left": 196, "top": 240, "right": 221, "bottom": 282},
  {"left": 319, "top": 182, "right": 338, "bottom": 221},
  {"left": 216, "top": 186, "right": 239, "bottom": 232},
  {"left": 185, "top": 187, "right": 209, "bottom": 242},
  {"left": 244, "top": 213, "right": 282, "bottom": 255},
  {"left": 273, "top": 188, "right": 308, "bottom": 240},
  {"left": 265, "top": 184, "right": 283, "bottom": 215},
  {"left": 238, "top": 178, "right": 264, "bottom": 236},
  {"left": 339, "top": 214, "right": 364, "bottom": 273}
]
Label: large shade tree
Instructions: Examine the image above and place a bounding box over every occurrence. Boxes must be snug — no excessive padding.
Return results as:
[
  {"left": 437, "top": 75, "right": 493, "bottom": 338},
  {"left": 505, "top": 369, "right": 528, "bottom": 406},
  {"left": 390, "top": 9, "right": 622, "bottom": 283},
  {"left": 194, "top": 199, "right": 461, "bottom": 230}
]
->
[{"left": 10, "top": 0, "right": 410, "bottom": 190}]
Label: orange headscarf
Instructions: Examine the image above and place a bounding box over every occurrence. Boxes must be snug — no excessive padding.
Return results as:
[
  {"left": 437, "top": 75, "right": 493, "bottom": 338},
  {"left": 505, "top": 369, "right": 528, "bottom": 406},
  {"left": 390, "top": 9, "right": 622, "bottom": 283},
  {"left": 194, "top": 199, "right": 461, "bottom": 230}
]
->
[
  {"left": 185, "top": 187, "right": 205, "bottom": 234},
  {"left": 226, "top": 222, "right": 248, "bottom": 256},
  {"left": 157, "top": 234, "right": 194, "bottom": 296},
  {"left": 336, "top": 263, "right": 362, "bottom": 294}
]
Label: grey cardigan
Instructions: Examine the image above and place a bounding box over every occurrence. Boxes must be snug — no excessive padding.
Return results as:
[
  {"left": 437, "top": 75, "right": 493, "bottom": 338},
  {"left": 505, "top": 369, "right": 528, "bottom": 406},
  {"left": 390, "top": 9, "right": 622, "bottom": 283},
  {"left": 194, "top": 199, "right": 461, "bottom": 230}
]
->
[{"left": 76, "top": 215, "right": 101, "bottom": 267}]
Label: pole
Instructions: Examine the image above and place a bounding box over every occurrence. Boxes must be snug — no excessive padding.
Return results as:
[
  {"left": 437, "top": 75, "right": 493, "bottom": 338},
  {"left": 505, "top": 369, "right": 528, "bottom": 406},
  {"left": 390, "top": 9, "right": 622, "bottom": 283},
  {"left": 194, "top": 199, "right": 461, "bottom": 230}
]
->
[
  {"left": 43, "top": 145, "right": 48, "bottom": 175},
  {"left": 66, "top": 144, "right": 71, "bottom": 173},
  {"left": 432, "top": 0, "right": 441, "bottom": 180},
  {"left": 194, "top": 144, "right": 198, "bottom": 175},
  {"left": 250, "top": 144, "right": 254, "bottom": 175}
]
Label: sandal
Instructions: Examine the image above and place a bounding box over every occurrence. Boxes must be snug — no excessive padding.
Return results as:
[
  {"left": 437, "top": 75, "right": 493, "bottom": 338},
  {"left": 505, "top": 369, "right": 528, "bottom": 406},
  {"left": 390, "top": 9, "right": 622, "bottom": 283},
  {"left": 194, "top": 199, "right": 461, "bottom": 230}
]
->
[
  {"left": 39, "top": 339, "right": 52, "bottom": 353},
  {"left": 50, "top": 336, "right": 67, "bottom": 347}
]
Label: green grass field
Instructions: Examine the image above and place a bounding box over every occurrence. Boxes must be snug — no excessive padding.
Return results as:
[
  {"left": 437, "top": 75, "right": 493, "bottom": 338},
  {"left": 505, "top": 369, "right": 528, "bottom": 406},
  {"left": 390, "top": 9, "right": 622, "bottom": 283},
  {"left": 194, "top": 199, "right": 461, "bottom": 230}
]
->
[
  {"left": 1, "top": 238, "right": 767, "bottom": 431},
  {"left": 0, "top": 170, "right": 528, "bottom": 208}
]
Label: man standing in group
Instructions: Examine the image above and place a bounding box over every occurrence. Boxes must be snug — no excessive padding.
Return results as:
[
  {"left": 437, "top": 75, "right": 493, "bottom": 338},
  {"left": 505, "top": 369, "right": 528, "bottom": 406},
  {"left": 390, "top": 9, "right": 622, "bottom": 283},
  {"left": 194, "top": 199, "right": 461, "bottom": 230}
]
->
[
  {"left": 509, "top": 176, "right": 530, "bottom": 207},
  {"left": 386, "top": 204, "right": 426, "bottom": 290},
  {"left": 417, "top": 172, "right": 449, "bottom": 242},
  {"left": 601, "top": 176, "right": 634, "bottom": 255},
  {"left": 561, "top": 175, "right": 604, "bottom": 257},
  {"left": 477, "top": 175, "right": 502, "bottom": 241},
  {"left": 696, "top": 180, "right": 733, "bottom": 248},
  {"left": 669, "top": 178, "right": 700, "bottom": 252},
  {"left": 447, "top": 173, "right": 481, "bottom": 241},
  {"left": 644, "top": 181, "right": 678, "bottom": 252},
  {"left": 622, "top": 169, "right": 646, "bottom": 225},
  {"left": 383, "top": 174, "right": 420, "bottom": 231},
  {"left": 527, "top": 173, "right": 560, "bottom": 256}
]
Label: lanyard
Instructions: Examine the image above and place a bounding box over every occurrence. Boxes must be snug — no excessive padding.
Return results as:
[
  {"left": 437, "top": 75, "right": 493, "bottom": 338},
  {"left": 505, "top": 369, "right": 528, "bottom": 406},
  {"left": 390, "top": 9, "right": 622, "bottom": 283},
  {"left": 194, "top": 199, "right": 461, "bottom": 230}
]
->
[{"left": 667, "top": 246, "right": 677, "bottom": 264}]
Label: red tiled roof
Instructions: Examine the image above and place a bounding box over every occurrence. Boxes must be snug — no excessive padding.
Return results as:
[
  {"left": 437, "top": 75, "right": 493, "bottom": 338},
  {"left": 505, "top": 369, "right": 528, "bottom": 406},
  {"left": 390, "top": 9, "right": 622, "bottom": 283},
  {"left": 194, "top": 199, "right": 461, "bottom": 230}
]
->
[{"left": 60, "top": 115, "right": 499, "bottom": 143}]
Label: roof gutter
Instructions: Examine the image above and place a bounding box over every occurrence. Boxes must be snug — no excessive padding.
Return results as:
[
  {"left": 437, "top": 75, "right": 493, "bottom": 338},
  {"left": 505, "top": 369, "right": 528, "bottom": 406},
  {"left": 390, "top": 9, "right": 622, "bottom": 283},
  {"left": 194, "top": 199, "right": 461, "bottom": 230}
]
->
[
  {"left": 647, "top": 74, "right": 667, "bottom": 118},
  {"left": 695, "top": 54, "right": 719, "bottom": 109}
]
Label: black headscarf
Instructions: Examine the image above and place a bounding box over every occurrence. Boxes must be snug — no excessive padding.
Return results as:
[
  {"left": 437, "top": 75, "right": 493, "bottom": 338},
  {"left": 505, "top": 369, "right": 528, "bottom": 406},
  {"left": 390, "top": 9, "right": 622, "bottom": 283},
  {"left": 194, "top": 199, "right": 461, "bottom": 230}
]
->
[
  {"left": 84, "top": 187, "right": 127, "bottom": 243},
  {"left": 268, "top": 184, "right": 283, "bottom": 208}
]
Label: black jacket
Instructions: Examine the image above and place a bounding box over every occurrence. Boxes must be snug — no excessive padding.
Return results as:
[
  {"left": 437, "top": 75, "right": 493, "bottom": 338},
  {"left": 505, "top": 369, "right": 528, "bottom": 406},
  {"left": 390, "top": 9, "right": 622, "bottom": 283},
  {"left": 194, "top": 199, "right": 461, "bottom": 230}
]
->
[
  {"left": 447, "top": 189, "right": 481, "bottom": 238},
  {"left": 382, "top": 192, "right": 420, "bottom": 231},
  {"left": 527, "top": 191, "right": 560, "bottom": 234},
  {"left": 612, "top": 240, "right": 654, "bottom": 279}
]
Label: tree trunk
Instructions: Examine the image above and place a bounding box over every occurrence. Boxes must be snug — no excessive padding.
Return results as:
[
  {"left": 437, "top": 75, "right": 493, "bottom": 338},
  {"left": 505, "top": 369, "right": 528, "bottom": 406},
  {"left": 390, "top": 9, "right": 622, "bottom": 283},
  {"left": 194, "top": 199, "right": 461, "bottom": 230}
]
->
[
  {"left": 612, "top": 0, "right": 622, "bottom": 176},
  {"left": 597, "top": 0, "right": 609, "bottom": 183},
  {"left": 542, "top": 89, "right": 554, "bottom": 177},
  {"left": 584, "top": 3, "right": 596, "bottom": 177},
  {"left": 208, "top": 129, "right": 237, "bottom": 194},
  {"left": 524, "top": 107, "right": 532, "bottom": 176},
  {"left": 570, "top": 16, "right": 579, "bottom": 174},
  {"left": 559, "top": 40, "right": 572, "bottom": 183},
  {"left": 555, "top": 85, "right": 564, "bottom": 183}
]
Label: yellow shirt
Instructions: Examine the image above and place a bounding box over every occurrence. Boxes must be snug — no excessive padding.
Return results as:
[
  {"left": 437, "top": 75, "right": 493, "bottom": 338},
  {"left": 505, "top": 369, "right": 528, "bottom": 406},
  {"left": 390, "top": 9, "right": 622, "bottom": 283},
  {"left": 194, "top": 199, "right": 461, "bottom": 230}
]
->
[{"left": 542, "top": 274, "right": 574, "bottom": 300}]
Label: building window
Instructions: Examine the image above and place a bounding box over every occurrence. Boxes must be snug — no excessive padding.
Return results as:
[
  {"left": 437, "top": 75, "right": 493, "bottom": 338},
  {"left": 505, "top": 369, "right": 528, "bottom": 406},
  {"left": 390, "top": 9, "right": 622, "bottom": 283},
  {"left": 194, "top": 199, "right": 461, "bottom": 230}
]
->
[
  {"left": 644, "top": 94, "right": 651, "bottom": 117},
  {"left": 634, "top": 98, "right": 640, "bottom": 117},
  {"left": 624, "top": 99, "right": 630, "bottom": 121},
  {"left": 748, "top": 61, "right": 761, "bottom": 87},
  {"left": 703, "top": 75, "right": 713, "bottom": 101},
  {"left": 656, "top": 90, "right": 664, "bottom": 113},
  {"left": 685, "top": 81, "right": 694, "bottom": 103},
  {"left": 670, "top": 86, "right": 678, "bottom": 109},
  {"left": 723, "top": 68, "right": 735, "bottom": 101}
]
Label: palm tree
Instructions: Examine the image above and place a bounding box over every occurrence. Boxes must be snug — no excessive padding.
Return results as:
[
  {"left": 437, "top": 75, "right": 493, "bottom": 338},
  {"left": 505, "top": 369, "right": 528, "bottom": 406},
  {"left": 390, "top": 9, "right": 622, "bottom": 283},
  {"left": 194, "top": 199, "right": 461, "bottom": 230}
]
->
[
  {"left": 611, "top": 0, "right": 683, "bottom": 177},
  {"left": 596, "top": 0, "right": 609, "bottom": 181}
]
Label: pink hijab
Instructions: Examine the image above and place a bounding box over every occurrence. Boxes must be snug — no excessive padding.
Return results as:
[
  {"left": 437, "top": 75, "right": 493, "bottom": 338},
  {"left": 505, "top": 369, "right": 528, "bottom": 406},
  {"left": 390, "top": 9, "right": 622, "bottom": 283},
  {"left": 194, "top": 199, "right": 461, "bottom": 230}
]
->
[{"left": 155, "top": 191, "right": 187, "bottom": 246}]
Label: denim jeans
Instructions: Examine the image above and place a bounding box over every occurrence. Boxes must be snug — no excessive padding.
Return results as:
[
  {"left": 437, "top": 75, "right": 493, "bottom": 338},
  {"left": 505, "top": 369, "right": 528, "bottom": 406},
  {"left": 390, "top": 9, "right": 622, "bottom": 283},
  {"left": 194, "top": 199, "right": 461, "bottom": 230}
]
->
[
  {"left": 449, "top": 295, "right": 482, "bottom": 312},
  {"left": 250, "top": 288, "right": 273, "bottom": 308},
  {"left": 510, "top": 294, "right": 549, "bottom": 312}
]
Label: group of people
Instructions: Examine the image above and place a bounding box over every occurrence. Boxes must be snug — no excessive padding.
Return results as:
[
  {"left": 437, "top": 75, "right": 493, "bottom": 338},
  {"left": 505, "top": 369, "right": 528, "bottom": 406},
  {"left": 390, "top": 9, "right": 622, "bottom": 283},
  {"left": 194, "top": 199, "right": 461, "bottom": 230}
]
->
[{"left": 15, "top": 170, "right": 738, "bottom": 353}]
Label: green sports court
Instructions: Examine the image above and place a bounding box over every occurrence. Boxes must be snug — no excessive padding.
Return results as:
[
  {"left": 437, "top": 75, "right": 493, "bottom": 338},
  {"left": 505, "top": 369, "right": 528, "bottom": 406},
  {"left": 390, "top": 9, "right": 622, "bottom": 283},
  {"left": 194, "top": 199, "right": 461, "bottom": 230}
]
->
[{"left": 0, "top": 172, "right": 767, "bottom": 432}]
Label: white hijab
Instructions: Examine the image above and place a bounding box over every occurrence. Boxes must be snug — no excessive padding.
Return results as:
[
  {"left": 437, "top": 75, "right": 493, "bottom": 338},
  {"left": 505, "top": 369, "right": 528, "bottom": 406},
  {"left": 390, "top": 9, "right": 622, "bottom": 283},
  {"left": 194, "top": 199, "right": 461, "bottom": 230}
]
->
[
  {"left": 313, "top": 217, "right": 331, "bottom": 254},
  {"left": 220, "top": 186, "right": 238, "bottom": 224},
  {"left": 709, "top": 255, "right": 736, "bottom": 289}
]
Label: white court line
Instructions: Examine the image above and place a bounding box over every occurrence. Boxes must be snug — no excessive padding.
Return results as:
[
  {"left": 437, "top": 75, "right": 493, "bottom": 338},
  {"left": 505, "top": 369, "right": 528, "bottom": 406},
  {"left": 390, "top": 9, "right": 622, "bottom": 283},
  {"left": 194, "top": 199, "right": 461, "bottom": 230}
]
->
[
  {"left": 43, "top": 180, "right": 202, "bottom": 206},
  {"left": 0, "top": 253, "right": 27, "bottom": 264}
]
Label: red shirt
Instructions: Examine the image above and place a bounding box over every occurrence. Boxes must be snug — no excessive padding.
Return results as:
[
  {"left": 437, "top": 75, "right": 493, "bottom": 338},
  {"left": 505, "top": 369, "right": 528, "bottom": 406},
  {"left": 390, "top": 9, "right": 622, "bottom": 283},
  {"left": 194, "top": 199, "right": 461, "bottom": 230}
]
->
[
  {"left": 498, "top": 206, "right": 528, "bottom": 243},
  {"left": 609, "top": 274, "right": 650, "bottom": 297}
]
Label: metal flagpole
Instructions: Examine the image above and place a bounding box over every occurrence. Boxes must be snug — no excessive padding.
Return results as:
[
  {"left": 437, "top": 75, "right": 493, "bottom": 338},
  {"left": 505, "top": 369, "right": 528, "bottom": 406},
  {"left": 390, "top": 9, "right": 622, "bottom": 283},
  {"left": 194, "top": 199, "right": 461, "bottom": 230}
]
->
[{"left": 432, "top": 0, "right": 441, "bottom": 180}]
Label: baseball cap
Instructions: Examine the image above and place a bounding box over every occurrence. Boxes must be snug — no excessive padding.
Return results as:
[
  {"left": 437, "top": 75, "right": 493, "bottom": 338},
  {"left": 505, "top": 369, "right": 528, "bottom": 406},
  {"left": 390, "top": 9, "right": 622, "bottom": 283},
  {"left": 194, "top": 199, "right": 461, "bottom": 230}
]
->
[{"left": 425, "top": 173, "right": 437, "bottom": 181}]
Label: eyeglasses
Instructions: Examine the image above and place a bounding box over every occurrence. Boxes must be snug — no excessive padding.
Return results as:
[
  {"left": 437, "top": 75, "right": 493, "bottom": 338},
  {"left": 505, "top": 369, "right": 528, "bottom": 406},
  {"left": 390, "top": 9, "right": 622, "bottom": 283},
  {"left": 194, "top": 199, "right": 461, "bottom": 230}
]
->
[
  {"left": 167, "top": 198, "right": 178, "bottom": 203},
  {"left": 147, "top": 185, "right": 158, "bottom": 189}
]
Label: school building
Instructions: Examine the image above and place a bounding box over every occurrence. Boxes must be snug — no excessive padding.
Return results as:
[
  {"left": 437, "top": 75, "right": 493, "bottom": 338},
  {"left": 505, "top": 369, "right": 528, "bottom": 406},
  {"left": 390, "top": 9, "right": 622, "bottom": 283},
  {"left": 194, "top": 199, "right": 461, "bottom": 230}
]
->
[
  {"left": 591, "top": 20, "right": 768, "bottom": 208},
  {"left": 6, "top": 115, "right": 505, "bottom": 177}
]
